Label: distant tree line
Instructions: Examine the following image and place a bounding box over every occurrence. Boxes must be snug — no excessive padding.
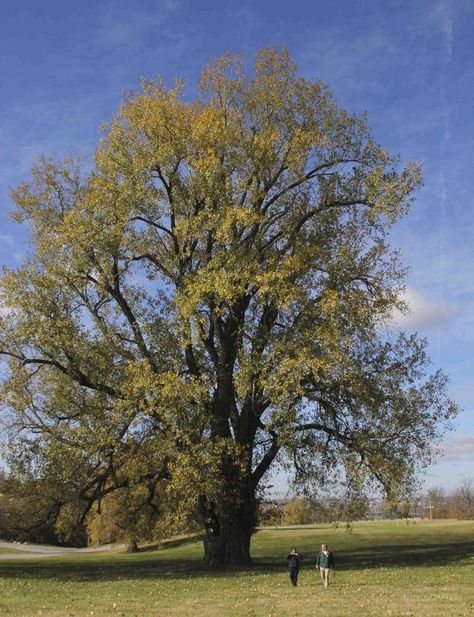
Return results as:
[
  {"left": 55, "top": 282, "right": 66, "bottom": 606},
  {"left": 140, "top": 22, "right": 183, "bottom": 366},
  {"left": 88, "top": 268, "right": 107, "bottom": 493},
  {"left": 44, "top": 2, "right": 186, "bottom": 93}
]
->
[
  {"left": 258, "top": 481, "right": 474, "bottom": 527},
  {"left": 259, "top": 495, "right": 370, "bottom": 527},
  {"left": 0, "top": 471, "right": 198, "bottom": 548},
  {"left": 2, "top": 471, "right": 472, "bottom": 546},
  {"left": 421, "top": 482, "right": 474, "bottom": 520}
]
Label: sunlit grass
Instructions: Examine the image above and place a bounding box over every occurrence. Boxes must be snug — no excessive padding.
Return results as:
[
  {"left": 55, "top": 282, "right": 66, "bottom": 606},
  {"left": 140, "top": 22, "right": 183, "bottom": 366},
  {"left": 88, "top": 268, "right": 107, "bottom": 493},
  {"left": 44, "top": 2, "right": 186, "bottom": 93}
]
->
[{"left": 0, "top": 520, "right": 473, "bottom": 616}]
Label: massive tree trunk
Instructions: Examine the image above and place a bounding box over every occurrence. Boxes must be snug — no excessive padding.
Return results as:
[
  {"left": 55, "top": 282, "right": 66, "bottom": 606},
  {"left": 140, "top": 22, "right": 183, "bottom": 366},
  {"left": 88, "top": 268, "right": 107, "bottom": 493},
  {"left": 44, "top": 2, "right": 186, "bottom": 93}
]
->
[
  {"left": 200, "top": 480, "right": 256, "bottom": 567},
  {"left": 203, "top": 522, "right": 252, "bottom": 567},
  {"left": 125, "top": 537, "right": 139, "bottom": 553}
]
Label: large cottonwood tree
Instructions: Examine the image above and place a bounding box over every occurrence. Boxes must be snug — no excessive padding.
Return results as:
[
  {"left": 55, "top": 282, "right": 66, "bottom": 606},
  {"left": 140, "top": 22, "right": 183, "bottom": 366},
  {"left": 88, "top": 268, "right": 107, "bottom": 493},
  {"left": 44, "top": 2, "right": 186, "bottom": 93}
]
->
[{"left": 0, "top": 49, "right": 457, "bottom": 566}]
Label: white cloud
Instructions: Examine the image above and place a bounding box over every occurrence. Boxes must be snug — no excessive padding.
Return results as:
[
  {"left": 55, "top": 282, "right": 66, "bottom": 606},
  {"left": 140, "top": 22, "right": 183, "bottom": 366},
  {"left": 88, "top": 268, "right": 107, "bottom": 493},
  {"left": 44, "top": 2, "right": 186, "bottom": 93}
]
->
[
  {"left": 432, "top": 0, "right": 454, "bottom": 63},
  {"left": 0, "top": 234, "right": 15, "bottom": 248},
  {"left": 438, "top": 432, "right": 474, "bottom": 462},
  {"left": 391, "top": 226, "right": 474, "bottom": 342},
  {"left": 13, "top": 251, "right": 25, "bottom": 263},
  {"left": 391, "top": 286, "right": 455, "bottom": 329},
  {"left": 93, "top": 0, "right": 182, "bottom": 54}
]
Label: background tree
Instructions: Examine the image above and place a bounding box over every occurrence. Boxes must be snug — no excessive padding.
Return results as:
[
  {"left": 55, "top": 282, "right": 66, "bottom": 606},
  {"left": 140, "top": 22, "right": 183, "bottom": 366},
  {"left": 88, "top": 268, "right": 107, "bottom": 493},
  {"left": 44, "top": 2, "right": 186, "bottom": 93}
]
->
[
  {"left": 399, "top": 501, "right": 411, "bottom": 523},
  {"left": 426, "top": 487, "right": 449, "bottom": 519},
  {"left": 0, "top": 472, "right": 85, "bottom": 545},
  {"left": 345, "top": 493, "right": 370, "bottom": 523},
  {"left": 257, "top": 501, "right": 283, "bottom": 527},
  {"left": 451, "top": 480, "right": 474, "bottom": 519},
  {"left": 0, "top": 48, "right": 457, "bottom": 566},
  {"left": 86, "top": 495, "right": 121, "bottom": 547},
  {"left": 85, "top": 483, "right": 174, "bottom": 550},
  {"left": 305, "top": 498, "right": 329, "bottom": 524},
  {"left": 283, "top": 498, "right": 310, "bottom": 525},
  {"left": 282, "top": 496, "right": 329, "bottom": 525}
]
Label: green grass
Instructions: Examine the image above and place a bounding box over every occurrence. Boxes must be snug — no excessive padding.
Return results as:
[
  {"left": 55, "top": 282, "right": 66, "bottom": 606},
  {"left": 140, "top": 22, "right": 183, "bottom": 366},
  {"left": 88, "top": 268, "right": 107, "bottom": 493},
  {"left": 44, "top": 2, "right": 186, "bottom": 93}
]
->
[
  {"left": 0, "top": 520, "right": 473, "bottom": 616},
  {"left": 0, "top": 548, "right": 28, "bottom": 554}
]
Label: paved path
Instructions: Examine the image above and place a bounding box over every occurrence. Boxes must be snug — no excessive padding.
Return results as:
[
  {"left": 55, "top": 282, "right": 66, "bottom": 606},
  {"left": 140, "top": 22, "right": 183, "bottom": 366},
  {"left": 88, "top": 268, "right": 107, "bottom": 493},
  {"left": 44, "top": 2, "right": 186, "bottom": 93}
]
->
[{"left": 0, "top": 539, "right": 125, "bottom": 559}]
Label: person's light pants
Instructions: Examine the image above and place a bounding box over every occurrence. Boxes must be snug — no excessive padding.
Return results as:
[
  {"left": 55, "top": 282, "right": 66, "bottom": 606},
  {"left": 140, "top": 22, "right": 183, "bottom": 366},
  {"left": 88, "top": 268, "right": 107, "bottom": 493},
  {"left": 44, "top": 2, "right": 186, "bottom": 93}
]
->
[{"left": 320, "top": 567, "right": 330, "bottom": 588}]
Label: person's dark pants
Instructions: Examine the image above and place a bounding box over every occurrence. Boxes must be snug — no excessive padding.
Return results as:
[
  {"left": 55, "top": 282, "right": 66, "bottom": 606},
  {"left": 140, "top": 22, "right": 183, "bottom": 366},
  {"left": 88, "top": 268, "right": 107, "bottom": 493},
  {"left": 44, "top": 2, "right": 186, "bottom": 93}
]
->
[{"left": 289, "top": 567, "right": 299, "bottom": 586}]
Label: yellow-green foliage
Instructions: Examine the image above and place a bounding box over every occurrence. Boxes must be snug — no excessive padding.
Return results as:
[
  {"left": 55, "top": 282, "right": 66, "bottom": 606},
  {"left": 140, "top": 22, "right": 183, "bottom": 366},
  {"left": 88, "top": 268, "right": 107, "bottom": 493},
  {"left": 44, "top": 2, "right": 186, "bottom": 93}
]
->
[{"left": 0, "top": 49, "right": 456, "bottom": 557}]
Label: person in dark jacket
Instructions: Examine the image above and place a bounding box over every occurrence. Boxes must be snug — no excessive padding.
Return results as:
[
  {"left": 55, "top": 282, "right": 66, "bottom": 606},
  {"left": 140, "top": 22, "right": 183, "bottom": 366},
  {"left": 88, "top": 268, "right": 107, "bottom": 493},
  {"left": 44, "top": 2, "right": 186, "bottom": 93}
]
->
[
  {"left": 287, "top": 547, "right": 301, "bottom": 586},
  {"left": 315, "top": 543, "right": 335, "bottom": 588}
]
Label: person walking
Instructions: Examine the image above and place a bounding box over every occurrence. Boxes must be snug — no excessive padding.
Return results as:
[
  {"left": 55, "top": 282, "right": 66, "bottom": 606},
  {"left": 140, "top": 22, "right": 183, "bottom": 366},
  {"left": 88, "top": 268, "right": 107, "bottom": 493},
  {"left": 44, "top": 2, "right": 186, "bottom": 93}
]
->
[
  {"left": 287, "top": 547, "right": 302, "bottom": 586},
  {"left": 315, "top": 543, "right": 335, "bottom": 588}
]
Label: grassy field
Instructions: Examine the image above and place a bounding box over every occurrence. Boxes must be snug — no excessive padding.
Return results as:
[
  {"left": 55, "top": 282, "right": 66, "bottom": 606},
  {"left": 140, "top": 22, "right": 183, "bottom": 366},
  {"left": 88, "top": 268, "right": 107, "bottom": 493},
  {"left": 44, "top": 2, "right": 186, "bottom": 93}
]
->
[{"left": 0, "top": 520, "right": 473, "bottom": 617}]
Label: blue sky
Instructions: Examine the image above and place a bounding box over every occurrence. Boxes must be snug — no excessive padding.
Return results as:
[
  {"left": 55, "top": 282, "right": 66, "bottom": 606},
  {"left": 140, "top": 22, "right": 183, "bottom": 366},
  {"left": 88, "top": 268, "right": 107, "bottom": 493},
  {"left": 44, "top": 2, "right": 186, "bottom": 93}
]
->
[{"left": 1, "top": 0, "right": 473, "bottom": 492}]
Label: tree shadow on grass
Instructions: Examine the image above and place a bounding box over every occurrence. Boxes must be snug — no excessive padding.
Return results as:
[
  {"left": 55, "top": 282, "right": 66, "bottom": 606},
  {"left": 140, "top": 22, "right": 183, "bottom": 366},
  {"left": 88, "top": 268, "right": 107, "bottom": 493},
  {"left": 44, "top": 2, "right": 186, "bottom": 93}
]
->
[
  {"left": 0, "top": 539, "right": 473, "bottom": 583},
  {"left": 137, "top": 533, "right": 202, "bottom": 552},
  {"left": 336, "top": 541, "right": 474, "bottom": 570},
  {"left": 256, "top": 540, "right": 474, "bottom": 575}
]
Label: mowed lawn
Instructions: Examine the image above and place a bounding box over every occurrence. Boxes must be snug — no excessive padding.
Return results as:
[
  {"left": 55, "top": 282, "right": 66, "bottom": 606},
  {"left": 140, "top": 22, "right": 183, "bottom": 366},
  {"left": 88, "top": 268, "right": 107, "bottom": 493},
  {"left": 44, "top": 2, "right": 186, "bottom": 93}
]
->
[{"left": 0, "top": 520, "right": 473, "bottom": 617}]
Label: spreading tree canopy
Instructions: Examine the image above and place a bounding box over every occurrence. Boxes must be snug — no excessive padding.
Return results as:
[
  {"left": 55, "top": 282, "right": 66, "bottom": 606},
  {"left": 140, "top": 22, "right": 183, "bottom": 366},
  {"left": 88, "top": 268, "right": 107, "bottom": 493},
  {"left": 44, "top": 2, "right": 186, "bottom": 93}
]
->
[{"left": 0, "top": 49, "right": 457, "bottom": 565}]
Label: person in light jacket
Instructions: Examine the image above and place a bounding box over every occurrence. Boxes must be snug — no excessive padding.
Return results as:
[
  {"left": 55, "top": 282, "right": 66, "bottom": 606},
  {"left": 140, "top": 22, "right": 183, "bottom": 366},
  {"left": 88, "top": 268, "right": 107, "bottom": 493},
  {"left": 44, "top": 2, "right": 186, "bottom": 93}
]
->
[{"left": 315, "top": 543, "right": 335, "bottom": 588}]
